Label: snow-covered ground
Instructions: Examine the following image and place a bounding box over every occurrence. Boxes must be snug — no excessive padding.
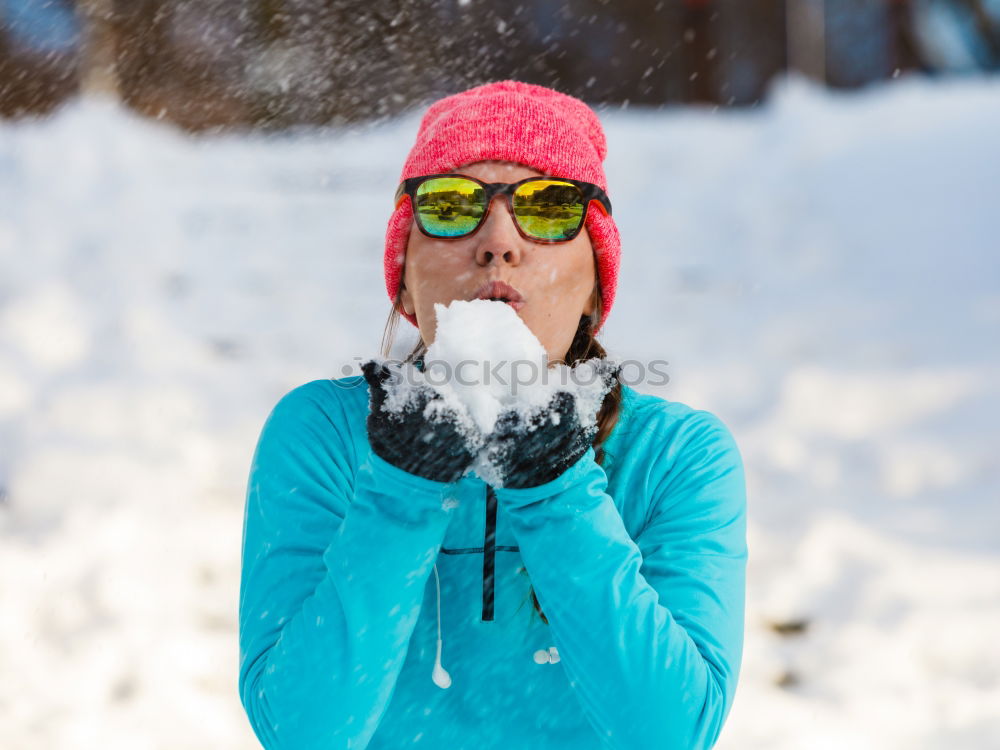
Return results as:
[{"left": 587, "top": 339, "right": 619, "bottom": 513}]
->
[{"left": 1, "top": 71, "right": 998, "bottom": 749}]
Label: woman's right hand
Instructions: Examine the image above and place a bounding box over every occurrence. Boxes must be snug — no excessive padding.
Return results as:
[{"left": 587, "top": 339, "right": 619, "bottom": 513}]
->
[{"left": 361, "top": 359, "right": 484, "bottom": 484}]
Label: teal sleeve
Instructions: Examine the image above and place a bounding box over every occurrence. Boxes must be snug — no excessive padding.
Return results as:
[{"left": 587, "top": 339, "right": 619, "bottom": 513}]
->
[
  {"left": 238, "top": 384, "right": 457, "bottom": 749},
  {"left": 493, "top": 410, "right": 748, "bottom": 750}
]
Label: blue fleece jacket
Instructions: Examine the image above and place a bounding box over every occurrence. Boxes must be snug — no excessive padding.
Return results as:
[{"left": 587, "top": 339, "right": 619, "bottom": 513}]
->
[{"left": 238, "top": 375, "right": 748, "bottom": 749}]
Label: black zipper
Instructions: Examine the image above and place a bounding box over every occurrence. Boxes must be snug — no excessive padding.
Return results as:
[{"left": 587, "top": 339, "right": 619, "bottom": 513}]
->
[{"left": 482, "top": 485, "right": 497, "bottom": 621}]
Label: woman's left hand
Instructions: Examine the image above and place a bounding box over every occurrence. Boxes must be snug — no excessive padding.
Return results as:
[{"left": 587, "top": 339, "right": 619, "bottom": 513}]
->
[{"left": 481, "top": 359, "right": 619, "bottom": 489}]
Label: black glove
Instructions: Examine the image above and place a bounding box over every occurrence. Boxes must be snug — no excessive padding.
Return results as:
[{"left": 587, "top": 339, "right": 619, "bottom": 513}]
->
[
  {"left": 482, "top": 359, "right": 619, "bottom": 489},
  {"left": 361, "top": 359, "right": 483, "bottom": 484}
]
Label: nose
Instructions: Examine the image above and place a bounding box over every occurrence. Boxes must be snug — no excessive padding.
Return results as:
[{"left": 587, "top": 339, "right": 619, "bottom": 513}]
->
[{"left": 474, "top": 195, "right": 524, "bottom": 267}]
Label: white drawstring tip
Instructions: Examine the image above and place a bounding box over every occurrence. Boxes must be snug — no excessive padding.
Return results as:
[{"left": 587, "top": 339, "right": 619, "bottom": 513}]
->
[
  {"left": 533, "top": 646, "right": 560, "bottom": 664},
  {"left": 432, "top": 638, "right": 451, "bottom": 688},
  {"left": 431, "top": 564, "right": 452, "bottom": 688},
  {"left": 431, "top": 639, "right": 451, "bottom": 690},
  {"left": 432, "top": 662, "right": 452, "bottom": 689}
]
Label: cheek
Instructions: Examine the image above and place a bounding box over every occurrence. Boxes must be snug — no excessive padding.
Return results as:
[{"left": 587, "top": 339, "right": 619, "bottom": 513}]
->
[
  {"left": 405, "top": 238, "right": 478, "bottom": 307},
  {"left": 572, "top": 240, "right": 597, "bottom": 289},
  {"left": 405, "top": 236, "right": 445, "bottom": 291},
  {"left": 540, "top": 244, "right": 595, "bottom": 293}
]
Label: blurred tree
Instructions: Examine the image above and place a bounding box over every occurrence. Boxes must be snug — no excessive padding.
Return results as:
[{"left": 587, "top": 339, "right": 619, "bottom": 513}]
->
[
  {"left": 825, "top": 0, "right": 896, "bottom": 87},
  {"left": 78, "top": 0, "right": 118, "bottom": 98},
  {"left": 955, "top": 0, "right": 1000, "bottom": 65},
  {"left": 908, "top": 0, "right": 1000, "bottom": 70},
  {"left": 682, "top": 0, "right": 716, "bottom": 103},
  {"left": 0, "top": 0, "right": 80, "bottom": 116},
  {"left": 114, "top": 1, "right": 255, "bottom": 130},
  {"left": 889, "top": 0, "right": 930, "bottom": 73},
  {"left": 717, "top": 0, "right": 786, "bottom": 104},
  {"left": 786, "top": 0, "right": 826, "bottom": 82}
]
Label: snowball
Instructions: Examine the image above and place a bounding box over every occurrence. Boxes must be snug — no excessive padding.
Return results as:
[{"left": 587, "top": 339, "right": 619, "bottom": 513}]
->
[
  {"left": 423, "top": 299, "right": 553, "bottom": 434},
  {"left": 375, "top": 299, "right": 614, "bottom": 437}
]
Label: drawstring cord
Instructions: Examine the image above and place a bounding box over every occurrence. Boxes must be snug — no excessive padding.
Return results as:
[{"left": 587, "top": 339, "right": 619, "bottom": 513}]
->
[
  {"left": 430, "top": 562, "right": 559, "bottom": 689},
  {"left": 431, "top": 564, "right": 452, "bottom": 689}
]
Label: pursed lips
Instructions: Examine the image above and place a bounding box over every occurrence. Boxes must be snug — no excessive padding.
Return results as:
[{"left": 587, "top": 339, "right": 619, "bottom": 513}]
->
[{"left": 470, "top": 280, "right": 526, "bottom": 312}]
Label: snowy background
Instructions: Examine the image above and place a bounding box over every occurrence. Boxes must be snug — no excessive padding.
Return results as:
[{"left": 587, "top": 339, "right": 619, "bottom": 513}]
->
[{"left": 1, "top": 71, "right": 999, "bottom": 748}]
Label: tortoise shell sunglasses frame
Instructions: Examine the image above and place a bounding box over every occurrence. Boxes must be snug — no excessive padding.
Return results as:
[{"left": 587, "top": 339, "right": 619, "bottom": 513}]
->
[{"left": 393, "top": 172, "right": 613, "bottom": 244}]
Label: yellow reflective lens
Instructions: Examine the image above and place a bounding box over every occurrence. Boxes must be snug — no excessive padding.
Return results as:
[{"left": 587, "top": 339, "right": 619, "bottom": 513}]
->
[
  {"left": 415, "top": 177, "right": 485, "bottom": 237},
  {"left": 512, "top": 180, "right": 585, "bottom": 240}
]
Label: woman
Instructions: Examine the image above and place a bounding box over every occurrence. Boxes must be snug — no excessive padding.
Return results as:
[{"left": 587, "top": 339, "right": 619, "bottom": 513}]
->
[{"left": 238, "top": 80, "right": 748, "bottom": 750}]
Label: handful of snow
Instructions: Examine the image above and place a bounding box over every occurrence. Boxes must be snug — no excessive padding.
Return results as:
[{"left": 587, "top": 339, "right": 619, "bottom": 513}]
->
[{"left": 378, "top": 299, "right": 614, "bottom": 436}]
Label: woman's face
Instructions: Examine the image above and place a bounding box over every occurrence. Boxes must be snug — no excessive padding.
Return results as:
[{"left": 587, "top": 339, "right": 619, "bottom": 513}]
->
[{"left": 400, "top": 160, "right": 597, "bottom": 364}]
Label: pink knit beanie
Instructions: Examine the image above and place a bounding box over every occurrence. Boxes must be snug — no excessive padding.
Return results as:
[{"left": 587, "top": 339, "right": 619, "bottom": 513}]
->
[{"left": 384, "top": 79, "right": 621, "bottom": 334}]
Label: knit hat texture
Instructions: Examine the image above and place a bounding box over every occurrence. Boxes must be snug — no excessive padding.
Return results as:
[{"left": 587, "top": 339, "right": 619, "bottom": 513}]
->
[{"left": 384, "top": 79, "right": 621, "bottom": 333}]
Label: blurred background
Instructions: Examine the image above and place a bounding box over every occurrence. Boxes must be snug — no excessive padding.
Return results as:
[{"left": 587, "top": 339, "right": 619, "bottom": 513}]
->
[
  {"left": 1, "top": 1, "right": 998, "bottom": 748},
  {"left": 3, "top": 0, "right": 1000, "bottom": 126}
]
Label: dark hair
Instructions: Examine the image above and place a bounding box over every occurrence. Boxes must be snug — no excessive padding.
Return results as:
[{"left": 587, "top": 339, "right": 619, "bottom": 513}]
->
[{"left": 380, "top": 275, "right": 624, "bottom": 624}]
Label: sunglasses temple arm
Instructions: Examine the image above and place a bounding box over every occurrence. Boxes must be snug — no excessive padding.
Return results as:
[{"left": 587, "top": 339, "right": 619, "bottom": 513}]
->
[{"left": 589, "top": 198, "right": 610, "bottom": 217}]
